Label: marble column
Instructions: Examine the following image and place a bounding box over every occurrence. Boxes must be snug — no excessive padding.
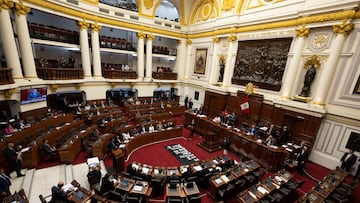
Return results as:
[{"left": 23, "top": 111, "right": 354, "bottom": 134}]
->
[
  {"left": 0, "top": 1, "right": 22, "bottom": 79},
  {"left": 14, "top": 2, "right": 37, "bottom": 78},
  {"left": 281, "top": 26, "right": 310, "bottom": 99},
  {"left": 137, "top": 32, "right": 145, "bottom": 79},
  {"left": 209, "top": 37, "right": 220, "bottom": 84},
  {"left": 91, "top": 23, "right": 102, "bottom": 78},
  {"left": 222, "top": 35, "right": 237, "bottom": 87},
  {"left": 145, "top": 34, "right": 154, "bottom": 79},
  {"left": 183, "top": 39, "right": 192, "bottom": 79},
  {"left": 77, "top": 21, "right": 91, "bottom": 78},
  {"left": 174, "top": 39, "right": 185, "bottom": 80},
  {"left": 312, "top": 22, "right": 354, "bottom": 105}
]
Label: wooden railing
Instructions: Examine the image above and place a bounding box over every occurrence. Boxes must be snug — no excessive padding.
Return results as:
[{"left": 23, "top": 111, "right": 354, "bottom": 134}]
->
[
  {"left": 152, "top": 72, "right": 177, "bottom": 80},
  {"left": 36, "top": 67, "right": 84, "bottom": 80},
  {"left": 0, "top": 68, "right": 14, "bottom": 84},
  {"left": 102, "top": 69, "right": 137, "bottom": 79}
]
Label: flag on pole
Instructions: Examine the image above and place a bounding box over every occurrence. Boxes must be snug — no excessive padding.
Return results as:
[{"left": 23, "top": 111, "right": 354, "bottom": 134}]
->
[{"left": 240, "top": 97, "right": 250, "bottom": 115}]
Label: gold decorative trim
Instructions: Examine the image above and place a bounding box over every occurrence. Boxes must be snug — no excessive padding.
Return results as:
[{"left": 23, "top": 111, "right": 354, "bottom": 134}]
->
[
  {"left": 77, "top": 20, "right": 90, "bottom": 30},
  {"left": 144, "top": 0, "right": 153, "bottom": 10},
  {"left": 236, "top": 0, "right": 246, "bottom": 14},
  {"left": 228, "top": 34, "right": 237, "bottom": 42},
  {"left": 186, "top": 39, "right": 192, "bottom": 45},
  {"left": 295, "top": 25, "right": 310, "bottom": 38},
  {"left": 82, "top": 0, "right": 99, "bottom": 5},
  {"left": 281, "top": 95, "right": 291, "bottom": 99},
  {"left": 146, "top": 33, "right": 154, "bottom": 40},
  {"left": 304, "top": 55, "right": 321, "bottom": 69},
  {"left": 0, "top": 0, "right": 14, "bottom": 11},
  {"left": 4, "top": 88, "right": 15, "bottom": 99},
  {"left": 137, "top": 32, "right": 146, "bottom": 39},
  {"left": 212, "top": 37, "right": 220, "bottom": 43},
  {"left": 313, "top": 101, "right": 326, "bottom": 106},
  {"left": 293, "top": 95, "right": 312, "bottom": 103},
  {"left": 90, "top": 23, "right": 102, "bottom": 32},
  {"left": 333, "top": 20, "right": 354, "bottom": 35},
  {"left": 177, "top": 40, "right": 182, "bottom": 44},
  {"left": 222, "top": 0, "right": 235, "bottom": 11},
  {"left": 14, "top": 1, "right": 30, "bottom": 16}
]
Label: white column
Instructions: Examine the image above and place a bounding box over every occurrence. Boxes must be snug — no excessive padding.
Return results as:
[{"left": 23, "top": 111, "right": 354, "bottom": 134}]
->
[
  {"left": 145, "top": 34, "right": 153, "bottom": 79},
  {"left": 0, "top": 3, "right": 23, "bottom": 79},
  {"left": 77, "top": 21, "right": 91, "bottom": 78},
  {"left": 91, "top": 24, "right": 102, "bottom": 78},
  {"left": 137, "top": 32, "right": 145, "bottom": 79},
  {"left": 14, "top": 3, "right": 37, "bottom": 78},
  {"left": 209, "top": 37, "right": 219, "bottom": 84},
  {"left": 222, "top": 35, "right": 237, "bottom": 87},
  {"left": 184, "top": 39, "right": 192, "bottom": 79},
  {"left": 174, "top": 39, "right": 185, "bottom": 80},
  {"left": 312, "top": 22, "right": 353, "bottom": 105},
  {"left": 281, "top": 27, "right": 309, "bottom": 99}
]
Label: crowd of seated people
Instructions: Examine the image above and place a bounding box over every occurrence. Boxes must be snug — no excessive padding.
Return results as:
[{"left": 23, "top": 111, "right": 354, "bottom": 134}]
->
[
  {"left": 101, "top": 63, "right": 131, "bottom": 71},
  {"left": 156, "top": 66, "right": 172, "bottom": 73},
  {"left": 152, "top": 46, "right": 170, "bottom": 55},
  {"left": 99, "top": 0, "right": 137, "bottom": 12},
  {"left": 28, "top": 22, "right": 79, "bottom": 44},
  {"left": 99, "top": 36, "right": 135, "bottom": 51},
  {"left": 36, "top": 56, "right": 76, "bottom": 69}
]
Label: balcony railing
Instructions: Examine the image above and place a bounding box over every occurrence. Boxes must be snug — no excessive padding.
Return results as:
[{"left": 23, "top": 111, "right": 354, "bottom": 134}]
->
[
  {"left": 102, "top": 69, "right": 137, "bottom": 79},
  {"left": 0, "top": 68, "right": 14, "bottom": 84},
  {"left": 36, "top": 67, "right": 84, "bottom": 80},
  {"left": 152, "top": 72, "right": 177, "bottom": 80}
]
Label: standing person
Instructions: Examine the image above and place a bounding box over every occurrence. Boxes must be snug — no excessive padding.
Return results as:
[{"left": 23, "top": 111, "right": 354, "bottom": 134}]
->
[
  {"left": 184, "top": 95, "right": 189, "bottom": 108},
  {"left": 68, "top": 55, "right": 75, "bottom": 68},
  {"left": 340, "top": 149, "right": 357, "bottom": 172},
  {"left": 188, "top": 119, "right": 196, "bottom": 140},
  {"left": 3, "top": 142, "right": 24, "bottom": 177},
  {"left": 188, "top": 99, "right": 193, "bottom": 109},
  {"left": 223, "top": 137, "right": 231, "bottom": 155},
  {"left": 296, "top": 146, "right": 309, "bottom": 175},
  {"left": 0, "top": 168, "right": 11, "bottom": 202},
  {"left": 279, "top": 125, "right": 290, "bottom": 145}
]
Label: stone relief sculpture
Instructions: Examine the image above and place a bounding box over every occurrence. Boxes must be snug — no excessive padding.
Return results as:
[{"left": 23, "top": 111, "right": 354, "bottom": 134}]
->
[{"left": 232, "top": 38, "right": 292, "bottom": 91}]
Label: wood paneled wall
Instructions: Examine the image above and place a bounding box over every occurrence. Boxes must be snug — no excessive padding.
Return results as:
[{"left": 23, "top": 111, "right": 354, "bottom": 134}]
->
[{"left": 204, "top": 90, "right": 322, "bottom": 149}]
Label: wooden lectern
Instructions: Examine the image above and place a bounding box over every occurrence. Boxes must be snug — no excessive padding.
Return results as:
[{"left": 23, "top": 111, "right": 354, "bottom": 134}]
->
[
  {"left": 112, "top": 148, "right": 125, "bottom": 172},
  {"left": 198, "top": 131, "right": 222, "bottom": 152}
]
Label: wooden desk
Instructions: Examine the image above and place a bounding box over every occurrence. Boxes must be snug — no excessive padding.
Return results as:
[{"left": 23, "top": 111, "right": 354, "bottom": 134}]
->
[
  {"left": 68, "top": 187, "right": 92, "bottom": 203},
  {"left": 166, "top": 183, "right": 183, "bottom": 197},
  {"left": 130, "top": 181, "right": 151, "bottom": 196},
  {"left": 183, "top": 182, "right": 200, "bottom": 196},
  {"left": 116, "top": 177, "right": 135, "bottom": 193}
]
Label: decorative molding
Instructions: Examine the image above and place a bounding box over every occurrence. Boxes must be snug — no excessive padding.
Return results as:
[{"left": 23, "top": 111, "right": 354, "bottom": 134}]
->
[
  {"left": 186, "top": 39, "right": 192, "bottom": 45},
  {"left": 221, "top": 0, "right": 235, "bottom": 11},
  {"left": 144, "top": 0, "right": 153, "bottom": 10},
  {"left": 177, "top": 40, "right": 182, "bottom": 44},
  {"left": 82, "top": 0, "right": 99, "bottom": 5},
  {"left": 333, "top": 21, "right": 354, "bottom": 35},
  {"left": 212, "top": 37, "right": 220, "bottom": 43},
  {"left": 4, "top": 88, "right": 15, "bottom": 99},
  {"left": 295, "top": 25, "right": 310, "bottom": 38},
  {"left": 90, "top": 23, "right": 102, "bottom": 32},
  {"left": 308, "top": 31, "right": 333, "bottom": 52},
  {"left": 137, "top": 32, "right": 146, "bottom": 39},
  {"left": 146, "top": 33, "right": 154, "bottom": 41},
  {"left": 228, "top": 34, "right": 237, "bottom": 42},
  {"left": 14, "top": 1, "right": 30, "bottom": 16},
  {"left": 77, "top": 20, "right": 90, "bottom": 30},
  {"left": 0, "top": 0, "right": 14, "bottom": 11}
]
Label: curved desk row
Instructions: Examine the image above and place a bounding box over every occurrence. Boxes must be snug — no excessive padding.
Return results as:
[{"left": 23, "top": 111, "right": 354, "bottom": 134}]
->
[{"left": 185, "top": 113, "right": 288, "bottom": 171}]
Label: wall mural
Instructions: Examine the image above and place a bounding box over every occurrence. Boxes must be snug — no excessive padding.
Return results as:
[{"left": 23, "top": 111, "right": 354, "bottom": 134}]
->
[{"left": 232, "top": 38, "right": 293, "bottom": 91}]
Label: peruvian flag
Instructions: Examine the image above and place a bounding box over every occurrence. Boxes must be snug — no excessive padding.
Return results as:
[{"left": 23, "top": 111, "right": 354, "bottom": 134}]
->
[{"left": 240, "top": 97, "right": 250, "bottom": 115}]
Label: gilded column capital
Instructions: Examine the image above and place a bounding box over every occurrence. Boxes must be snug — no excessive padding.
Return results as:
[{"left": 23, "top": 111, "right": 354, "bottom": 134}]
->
[
  {"left": 144, "top": 0, "right": 154, "bottom": 9},
  {"left": 90, "top": 23, "right": 102, "bottom": 32},
  {"left": 213, "top": 37, "right": 220, "bottom": 43},
  {"left": 137, "top": 32, "right": 146, "bottom": 39},
  {"left": 295, "top": 26, "right": 310, "bottom": 38},
  {"left": 228, "top": 35, "right": 237, "bottom": 42},
  {"left": 0, "top": 0, "right": 14, "bottom": 11},
  {"left": 186, "top": 39, "right": 192, "bottom": 45},
  {"left": 14, "top": 1, "right": 30, "bottom": 16},
  {"left": 146, "top": 34, "right": 154, "bottom": 41},
  {"left": 77, "top": 20, "right": 90, "bottom": 30},
  {"left": 177, "top": 40, "right": 182, "bottom": 45},
  {"left": 333, "top": 21, "right": 354, "bottom": 35}
]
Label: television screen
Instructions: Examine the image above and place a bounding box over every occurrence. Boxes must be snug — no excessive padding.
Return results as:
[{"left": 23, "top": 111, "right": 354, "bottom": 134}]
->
[{"left": 20, "top": 87, "right": 47, "bottom": 104}]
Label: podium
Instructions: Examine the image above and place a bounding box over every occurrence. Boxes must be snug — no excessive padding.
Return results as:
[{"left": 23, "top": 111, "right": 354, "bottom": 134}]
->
[
  {"left": 112, "top": 148, "right": 125, "bottom": 172},
  {"left": 198, "top": 131, "right": 222, "bottom": 152}
]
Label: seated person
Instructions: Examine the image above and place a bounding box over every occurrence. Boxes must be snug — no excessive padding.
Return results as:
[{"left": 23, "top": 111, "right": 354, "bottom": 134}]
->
[
  {"left": 122, "top": 131, "right": 131, "bottom": 140},
  {"left": 212, "top": 115, "right": 221, "bottom": 123},
  {"left": 100, "top": 174, "right": 115, "bottom": 195},
  {"left": 107, "top": 138, "right": 118, "bottom": 150},
  {"left": 267, "top": 124, "right": 277, "bottom": 137},
  {"left": 148, "top": 124, "right": 155, "bottom": 133},
  {"left": 87, "top": 165, "right": 101, "bottom": 186},
  {"left": 4, "top": 123, "right": 15, "bottom": 135},
  {"left": 265, "top": 135, "right": 276, "bottom": 146},
  {"left": 42, "top": 139, "right": 58, "bottom": 156},
  {"left": 248, "top": 124, "right": 258, "bottom": 136},
  {"left": 51, "top": 181, "right": 70, "bottom": 203}
]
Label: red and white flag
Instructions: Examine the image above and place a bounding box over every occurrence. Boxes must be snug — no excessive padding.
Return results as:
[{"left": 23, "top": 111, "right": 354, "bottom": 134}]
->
[{"left": 240, "top": 97, "right": 250, "bottom": 115}]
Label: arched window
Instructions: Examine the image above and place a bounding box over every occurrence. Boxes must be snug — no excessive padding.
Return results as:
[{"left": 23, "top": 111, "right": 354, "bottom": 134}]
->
[{"left": 155, "top": 0, "right": 179, "bottom": 22}]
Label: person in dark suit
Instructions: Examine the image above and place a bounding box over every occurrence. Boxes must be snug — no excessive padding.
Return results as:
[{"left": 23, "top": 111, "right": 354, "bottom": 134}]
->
[
  {"left": 188, "top": 119, "right": 196, "bottom": 140},
  {"left": 267, "top": 124, "right": 277, "bottom": 137},
  {"left": 340, "top": 149, "right": 357, "bottom": 172},
  {"left": 297, "top": 146, "right": 309, "bottom": 175},
  {"left": 279, "top": 125, "right": 290, "bottom": 145},
  {"left": 50, "top": 181, "right": 70, "bottom": 203},
  {"left": 184, "top": 95, "right": 189, "bottom": 108},
  {"left": 3, "top": 142, "right": 24, "bottom": 177},
  {"left": 223, "top": 137, "right": 231, "bottom": 155},
  {"left": 0, "top": 168, "right": 11, "bottom": 202},
  {"left": 42, "top": 139, "right": 58, "bottom": 156},
  {"left": 248, "top": 124, "right": 258, "bottom": 137},
  {"left": 100, "top": 174, "right": 115, "bottom": 195}
]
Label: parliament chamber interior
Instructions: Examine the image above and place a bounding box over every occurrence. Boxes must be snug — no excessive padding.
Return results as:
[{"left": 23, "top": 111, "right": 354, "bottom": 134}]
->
[{"left": 0, "top": 0, "right": 360, "bottom": 203}]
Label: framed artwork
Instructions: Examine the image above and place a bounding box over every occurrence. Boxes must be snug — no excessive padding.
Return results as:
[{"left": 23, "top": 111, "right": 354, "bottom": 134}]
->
[
  {"left": 194, "top": 49, "right": 207, "bottom": 74},
  {"left": 353, "top": 75, "right": 360, "bottom": 94}
]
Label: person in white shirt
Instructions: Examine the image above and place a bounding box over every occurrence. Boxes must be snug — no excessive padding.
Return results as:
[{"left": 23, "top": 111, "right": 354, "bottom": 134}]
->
[
  {"left": 148, "top": 124, "right": 155, "bottom": 133},
  {"left": 122, "top": 131, "right": 130, "bottom": 140}
]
